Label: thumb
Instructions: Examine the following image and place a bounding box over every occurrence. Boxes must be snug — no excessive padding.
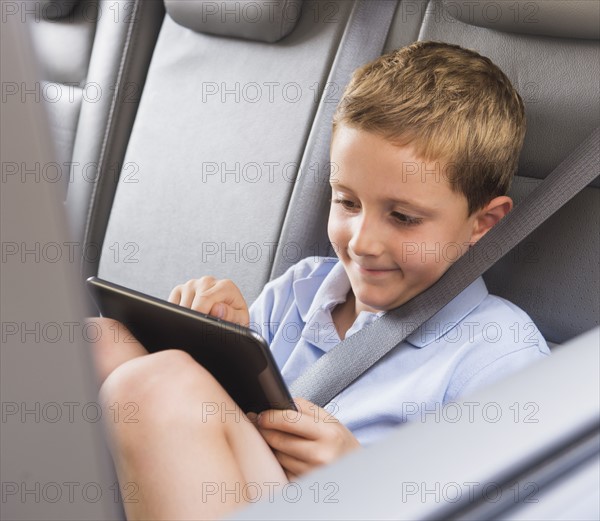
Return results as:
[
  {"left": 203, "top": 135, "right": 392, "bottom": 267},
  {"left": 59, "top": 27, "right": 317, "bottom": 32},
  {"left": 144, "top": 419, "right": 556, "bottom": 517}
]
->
[
  {"left": 209, "top": 302, "right": 227, "bottom": 319},
  {"left": 209, "top": 302, "right": 249, "bottom": 327}
]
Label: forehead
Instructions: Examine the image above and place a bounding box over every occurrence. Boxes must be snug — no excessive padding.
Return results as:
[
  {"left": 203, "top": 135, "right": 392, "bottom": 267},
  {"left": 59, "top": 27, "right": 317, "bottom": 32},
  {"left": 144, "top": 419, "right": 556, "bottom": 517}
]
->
[{"left": 330, "top": 124, "right": 457, "bottom": 202}]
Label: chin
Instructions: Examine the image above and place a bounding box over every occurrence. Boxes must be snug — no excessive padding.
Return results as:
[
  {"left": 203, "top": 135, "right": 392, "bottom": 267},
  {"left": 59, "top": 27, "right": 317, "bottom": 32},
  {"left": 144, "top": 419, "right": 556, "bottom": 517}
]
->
[
  {"left": 354, "top": 291, "right": 401, "bottom": 313},
  {"left": 354, "top": 281, "right": 423, "bottom": 312}
]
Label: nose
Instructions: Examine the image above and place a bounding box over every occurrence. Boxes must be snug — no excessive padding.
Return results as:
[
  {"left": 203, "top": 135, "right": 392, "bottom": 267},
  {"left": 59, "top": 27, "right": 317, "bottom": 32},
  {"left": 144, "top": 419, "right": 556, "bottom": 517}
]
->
[{"left": 348, "top": 214, "right": 385, "bottom": 257}]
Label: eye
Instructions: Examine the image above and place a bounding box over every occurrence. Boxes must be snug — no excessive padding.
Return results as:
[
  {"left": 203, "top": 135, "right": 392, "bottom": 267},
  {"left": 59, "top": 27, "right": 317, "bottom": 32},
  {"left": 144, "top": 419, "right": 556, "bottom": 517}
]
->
[
  {"left": 331, "top": 197, "right": 360, "bottom": 211},
  {"left": 391, "top": 212, "right": 423, "bottom": 226}
]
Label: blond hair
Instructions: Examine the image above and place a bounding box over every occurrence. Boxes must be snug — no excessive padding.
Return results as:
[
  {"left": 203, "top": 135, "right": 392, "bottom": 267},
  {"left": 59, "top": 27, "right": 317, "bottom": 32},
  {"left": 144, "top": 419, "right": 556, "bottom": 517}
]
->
[{"left": 333, "top": 41, "right": 526, "bottom": 214}]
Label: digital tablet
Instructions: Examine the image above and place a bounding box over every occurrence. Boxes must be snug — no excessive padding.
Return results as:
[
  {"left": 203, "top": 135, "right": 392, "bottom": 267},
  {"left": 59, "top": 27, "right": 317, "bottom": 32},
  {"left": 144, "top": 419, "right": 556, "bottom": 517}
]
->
[{"left": 86, "top": 276, "right": 296, "bottom": 413}]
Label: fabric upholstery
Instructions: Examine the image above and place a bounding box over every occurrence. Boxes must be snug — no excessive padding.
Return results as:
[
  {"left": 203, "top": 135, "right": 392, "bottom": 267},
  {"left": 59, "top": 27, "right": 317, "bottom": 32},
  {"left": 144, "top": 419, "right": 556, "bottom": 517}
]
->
[
  {"left": 98, "top": 0, "right": 353, "bottom": 303},
  {"left": 165, "top": 0, "right": 304, "bottom": 42}
]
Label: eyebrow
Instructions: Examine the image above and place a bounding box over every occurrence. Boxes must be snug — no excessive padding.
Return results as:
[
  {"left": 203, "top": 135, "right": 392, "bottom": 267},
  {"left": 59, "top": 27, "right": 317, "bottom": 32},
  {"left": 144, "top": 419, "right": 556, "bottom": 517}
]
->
[{"left": 331, "top": 183, "right": 435, "bottom": 216}]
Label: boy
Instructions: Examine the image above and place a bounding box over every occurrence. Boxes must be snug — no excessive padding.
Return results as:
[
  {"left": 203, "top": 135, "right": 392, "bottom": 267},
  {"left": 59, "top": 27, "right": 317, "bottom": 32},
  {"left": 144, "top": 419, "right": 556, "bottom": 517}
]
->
[{"left": 93, "top": 41, "right": 549, "bottom": 519}]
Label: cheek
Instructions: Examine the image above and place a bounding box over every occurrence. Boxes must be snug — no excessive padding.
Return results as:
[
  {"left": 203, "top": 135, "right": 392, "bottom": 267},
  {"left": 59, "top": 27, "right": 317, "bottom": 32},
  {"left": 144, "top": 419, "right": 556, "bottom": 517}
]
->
[
  {"left": 393, "top": 226, "right": 459, "bottom": 275},
  {"left": 327, "top": 212, "right": 348, "bottom": 248},
  {"left": 397, "top": 247, "right": 449, "bottom": 287}
]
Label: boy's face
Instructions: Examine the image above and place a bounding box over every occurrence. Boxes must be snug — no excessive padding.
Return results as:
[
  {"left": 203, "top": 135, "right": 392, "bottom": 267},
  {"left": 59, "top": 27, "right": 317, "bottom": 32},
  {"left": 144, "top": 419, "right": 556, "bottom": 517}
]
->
[{"left": 328, "top": 124, "right": 483, "bottom": 314}]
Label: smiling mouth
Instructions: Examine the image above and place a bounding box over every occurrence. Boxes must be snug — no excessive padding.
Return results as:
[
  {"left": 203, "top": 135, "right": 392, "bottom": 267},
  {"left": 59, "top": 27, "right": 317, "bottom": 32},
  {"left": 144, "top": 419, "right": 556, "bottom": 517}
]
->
[{"left": 355, "top": 263, "right": 399, "bottom": 275}]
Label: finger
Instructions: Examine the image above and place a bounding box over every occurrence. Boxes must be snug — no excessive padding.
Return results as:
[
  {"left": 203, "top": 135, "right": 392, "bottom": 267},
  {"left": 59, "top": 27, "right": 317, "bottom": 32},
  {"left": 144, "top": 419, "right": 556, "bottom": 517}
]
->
[
  {"left": 258, "top": 404, "right": 324, "bottom": 440},
  {"left": 196, "top": 278, "right": 234, "bottom": 299},
  {"left": 186, "top": 277, "right": 221, "bottom": 314},
  {"left": 271, "top": 448, "right": 312, "bottom": 477},
  {"left": 269, "top": 433, "right": 346, "bottom": 470},
  {"left": 209, "top": 302, "right": 250, "bottom": 327},
  {"left": 167, "top": 286, "right": 181, "bottom": 304},
  {"left": 169, "top": 277, "right": 217, "bottom": 308},
  {"left": 259, "top": 428, "right": 327, "bottom": 466},
  {"left": 190, "top": 291, "right": 220, "bottom": 315},
  {"left": 258, "top": 427, "right": 314, "bottom": 456},
  {"left": 178, "top": 287, "right": 197, "bottom": 309},
  {"left": 201, "top": 279, "right": 246, "bottom": 310},
  {"left": 284, "top": 469, "right": 298, "bottom": 482},
  {"left": 209, "top": 302, "right": 227, "bottom": 319}
]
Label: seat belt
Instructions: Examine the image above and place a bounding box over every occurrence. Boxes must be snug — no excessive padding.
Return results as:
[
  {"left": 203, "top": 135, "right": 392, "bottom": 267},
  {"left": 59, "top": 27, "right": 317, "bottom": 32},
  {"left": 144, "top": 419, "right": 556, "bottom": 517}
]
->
[{"left": 290, "top": 127, "right": 600, "bottom": 407}]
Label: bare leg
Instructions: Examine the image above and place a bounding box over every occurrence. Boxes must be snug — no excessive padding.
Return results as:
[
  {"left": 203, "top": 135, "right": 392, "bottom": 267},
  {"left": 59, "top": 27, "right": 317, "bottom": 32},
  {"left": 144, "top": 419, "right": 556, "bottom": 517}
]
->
[
  {"left": 87, "top": 317, "right": 148, "bottom": 385},
  {"left": 100, "top": 349, "right": 288, "bottom": 520}
]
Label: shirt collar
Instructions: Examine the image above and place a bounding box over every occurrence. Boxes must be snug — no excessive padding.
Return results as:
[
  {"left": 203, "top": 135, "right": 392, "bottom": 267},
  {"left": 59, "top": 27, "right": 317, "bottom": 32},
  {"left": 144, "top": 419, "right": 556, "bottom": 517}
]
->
[
  {"left": 292, "top": 258, "right": 489, "bottom": 349},
  {"left": 293, "top": 260, "right": 350, "bottom": 322},
  {"left": 293, "top": 260, "right": 385, "bottom": 353}
]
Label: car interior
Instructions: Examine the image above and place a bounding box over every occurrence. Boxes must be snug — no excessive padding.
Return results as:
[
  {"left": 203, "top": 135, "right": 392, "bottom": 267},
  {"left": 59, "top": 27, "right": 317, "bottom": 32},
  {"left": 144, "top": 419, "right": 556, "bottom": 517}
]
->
[{"left": 2, "top": 0, "right": 599, "bottom": 519}]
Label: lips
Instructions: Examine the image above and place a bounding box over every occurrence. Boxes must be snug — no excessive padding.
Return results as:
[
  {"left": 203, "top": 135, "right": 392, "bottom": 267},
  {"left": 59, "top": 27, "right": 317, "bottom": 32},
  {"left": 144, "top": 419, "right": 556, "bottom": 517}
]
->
[{"left": 354, "top": 263, "right": 399, "bottom": 275}]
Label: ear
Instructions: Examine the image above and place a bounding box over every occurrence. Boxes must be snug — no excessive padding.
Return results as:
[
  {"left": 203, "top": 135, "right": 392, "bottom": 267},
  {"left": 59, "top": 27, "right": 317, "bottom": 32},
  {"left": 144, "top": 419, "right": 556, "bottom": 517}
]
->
[{"left": 470, "top": 196, "right": 513, "bottom": 243}]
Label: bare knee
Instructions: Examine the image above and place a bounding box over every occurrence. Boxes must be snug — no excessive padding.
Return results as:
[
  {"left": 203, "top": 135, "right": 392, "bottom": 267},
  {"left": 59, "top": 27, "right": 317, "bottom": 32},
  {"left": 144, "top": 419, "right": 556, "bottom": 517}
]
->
[
  {"left": 100, "top": 350, "right": 229, "bottom": 444},
  {"left": 100, "top": 348, "right": 192, "bottom": 401}
]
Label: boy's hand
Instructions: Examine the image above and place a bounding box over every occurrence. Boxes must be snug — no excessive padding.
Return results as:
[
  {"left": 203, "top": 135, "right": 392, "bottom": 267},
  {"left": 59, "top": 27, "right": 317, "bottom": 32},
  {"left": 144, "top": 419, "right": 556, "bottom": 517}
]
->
[
  {"left": 168, "top": 277, "right": 249, "bottom": 327},
  {"left": 255, "top": 397, "right": 361, "bottom": 480}
]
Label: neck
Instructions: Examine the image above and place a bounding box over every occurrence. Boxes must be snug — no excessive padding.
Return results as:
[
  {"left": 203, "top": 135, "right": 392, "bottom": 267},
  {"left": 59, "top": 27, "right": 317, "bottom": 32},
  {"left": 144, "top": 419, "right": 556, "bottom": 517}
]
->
[{"left": 331, "top": 291, "right": 357, "bottom": 340}]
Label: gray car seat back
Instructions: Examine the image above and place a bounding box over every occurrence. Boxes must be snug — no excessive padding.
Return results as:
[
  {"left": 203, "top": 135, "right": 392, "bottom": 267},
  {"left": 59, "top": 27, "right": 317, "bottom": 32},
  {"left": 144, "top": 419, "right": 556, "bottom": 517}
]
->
[
  {"left": 26, "top": 0, "right": 97, "bottom": 194},
  {"left": 98, "top": 0, "right": 354, "bottom": 302},
  {"left": 26, "top": 0, "right": 164, "bottom": 218},
  {"left": 65, "top": 0, "right": 165, "bottom": 255},
  {"left": 276, "top": 0, "right": 599, "bottom": 345}
]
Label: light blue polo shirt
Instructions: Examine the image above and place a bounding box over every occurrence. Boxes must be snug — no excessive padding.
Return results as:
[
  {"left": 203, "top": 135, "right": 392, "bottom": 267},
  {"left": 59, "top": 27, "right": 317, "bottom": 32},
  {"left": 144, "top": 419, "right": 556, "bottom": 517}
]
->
[{"left": 249, "top": 257, "right": 550, "bottom": 446}]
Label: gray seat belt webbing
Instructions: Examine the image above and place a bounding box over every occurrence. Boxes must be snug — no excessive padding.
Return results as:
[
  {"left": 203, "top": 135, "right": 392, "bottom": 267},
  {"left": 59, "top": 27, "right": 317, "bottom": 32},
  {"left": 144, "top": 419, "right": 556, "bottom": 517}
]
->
[
  {"left": 270, "top": 0, "right": 400, "bottom": 280},
  {"left": 290, "top": 127, "right": 600, "bottom": 406}
]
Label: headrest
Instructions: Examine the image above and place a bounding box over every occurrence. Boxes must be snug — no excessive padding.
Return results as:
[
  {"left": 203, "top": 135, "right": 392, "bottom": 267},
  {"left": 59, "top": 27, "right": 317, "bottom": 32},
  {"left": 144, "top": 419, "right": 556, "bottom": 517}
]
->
[
  {"left": 164, "top": 0, "right": 303, "bottom": 43},
  {"left": 36, "top": 0, "right": 80, "bottom": 20},
  {"left": 442, "top": 0, "right": 600, "bottom": 40}
]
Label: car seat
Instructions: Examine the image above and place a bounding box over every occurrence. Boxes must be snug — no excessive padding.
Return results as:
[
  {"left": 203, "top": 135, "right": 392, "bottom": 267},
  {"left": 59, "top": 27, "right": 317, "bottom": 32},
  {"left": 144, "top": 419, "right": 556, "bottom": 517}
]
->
[{"left": 72, "top": 0, "right": 598, "bottom": 347}]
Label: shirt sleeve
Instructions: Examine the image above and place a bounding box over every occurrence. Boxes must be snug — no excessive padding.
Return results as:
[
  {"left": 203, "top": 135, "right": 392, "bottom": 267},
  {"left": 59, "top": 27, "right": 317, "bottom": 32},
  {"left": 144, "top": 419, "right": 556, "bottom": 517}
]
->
[
  {"left": 248, "top": 263, "right": 299, "bottom": 345},
  {"left": 444, "top": 296, "right": 551, "bottom": 402},
  {"left": 248, "top": 257, "right": 332, "bottom": 344},
  {"left": 453, "top": 343, "right": 550, "bottom": 400}
]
